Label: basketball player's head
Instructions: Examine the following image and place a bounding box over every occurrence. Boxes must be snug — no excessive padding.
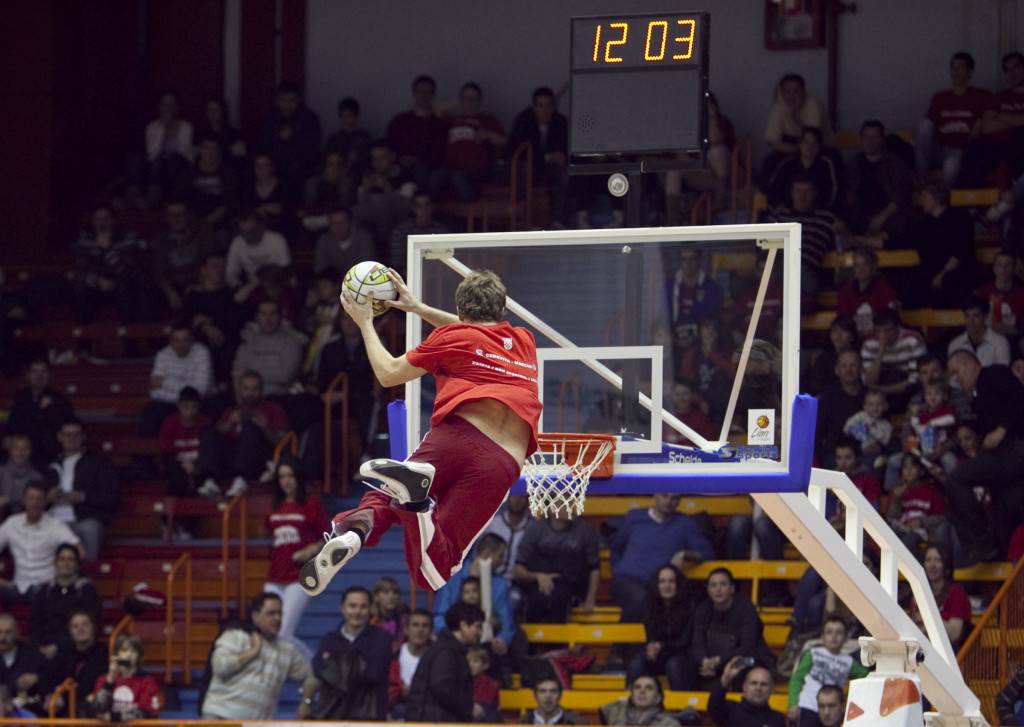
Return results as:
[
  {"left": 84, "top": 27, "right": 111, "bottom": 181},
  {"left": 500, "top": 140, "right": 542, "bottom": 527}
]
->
[{"left": 455, "top": 270, "right": 506, "bottom": 324}]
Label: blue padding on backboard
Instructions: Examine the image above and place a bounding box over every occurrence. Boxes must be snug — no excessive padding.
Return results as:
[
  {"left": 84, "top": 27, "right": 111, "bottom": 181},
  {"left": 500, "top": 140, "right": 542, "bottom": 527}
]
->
[{"left": 387, "top": 400, "right": 409, "bottom": 460}]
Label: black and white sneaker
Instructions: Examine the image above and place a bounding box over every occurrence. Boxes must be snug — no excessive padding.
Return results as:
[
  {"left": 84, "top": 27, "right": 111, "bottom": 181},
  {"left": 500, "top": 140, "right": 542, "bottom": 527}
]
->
[
  {"left": 298, "top": 530, "right": 362, "bottom": 596},
  {"left": 359, "top": 459, "right": 435, "bottom": 505}
]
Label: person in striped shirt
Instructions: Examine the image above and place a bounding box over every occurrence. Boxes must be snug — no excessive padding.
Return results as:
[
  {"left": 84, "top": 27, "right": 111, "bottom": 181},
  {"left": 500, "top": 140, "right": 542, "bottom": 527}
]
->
[{"left": 860, "top": 308, "right": 926, "bottom": 413}]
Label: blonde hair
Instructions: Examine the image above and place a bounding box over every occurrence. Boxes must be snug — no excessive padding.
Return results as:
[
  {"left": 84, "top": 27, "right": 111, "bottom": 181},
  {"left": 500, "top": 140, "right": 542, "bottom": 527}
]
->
[{"left": 455, "top": 270, "right": 506, "bottom": 323}]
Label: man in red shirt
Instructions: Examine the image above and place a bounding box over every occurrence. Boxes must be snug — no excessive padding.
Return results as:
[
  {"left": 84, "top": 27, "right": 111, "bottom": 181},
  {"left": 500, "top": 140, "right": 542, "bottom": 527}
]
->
[
  {"left": 976, "top": 250, "right": 1024, "bottom": 340},
  {"left": 301, "top": 270, "right": 542, "bottom": 595},
  {"left": 442, "top": 82, "right": 506, "bottom": 202},
  {"left": 959, "top": 51, "right": 1024, "bottom": 187}
]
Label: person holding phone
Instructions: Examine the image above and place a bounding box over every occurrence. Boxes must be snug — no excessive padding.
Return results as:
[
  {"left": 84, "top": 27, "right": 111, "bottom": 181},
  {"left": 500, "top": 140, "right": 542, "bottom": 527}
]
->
[{"left": 87, "top": 634, "right": 160, "bottom": 722}]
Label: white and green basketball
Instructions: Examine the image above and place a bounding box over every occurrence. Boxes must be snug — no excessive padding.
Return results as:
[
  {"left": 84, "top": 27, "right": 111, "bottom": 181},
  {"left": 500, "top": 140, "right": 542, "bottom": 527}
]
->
[{"left": 343, "top": 261, "right": 398, "bottom": 316}]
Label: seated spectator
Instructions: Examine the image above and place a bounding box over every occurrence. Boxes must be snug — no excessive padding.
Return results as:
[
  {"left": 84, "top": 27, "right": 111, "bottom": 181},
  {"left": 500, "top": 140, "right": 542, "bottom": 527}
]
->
[
  {"left": 482, "top": 495, "right": 531, "bottom": 579},
  {"left": 908, "top": 544, "right": 971, "bottom": 649},
  {"left": 258, "top": 81, "right": 322, "bottom": 194},
  {"left": 815, "top": 684, "right": 845, "bottom": 727},
  {"left": 196, "top": 97, "right": 245, "bottom": 160},
  {"left": 388, "top": 193, "right": 450, "bottom": 272},
  {"left": 28, "top": 544, "right": 100, "bottom": 658},
  {"left": 405, "top": 602, "right": 484, "bottom": 723},
  {"left": 908, "top": 354, "right": 971, "bottom": 420},
  {"left": 806, "top": 317, "right": 858, "bottom": 396},
  {"left": 996, "top": 666, "right": 1024, "bottom": 726},
  {"left": 0, "top": 613, "right": 45, "bottom": 713},
  {"left": 958, "top": 52, "right": 1024, "bottom": 188},
  {"left": 234, "top": 263, "right": 301, "bottom": 325},
  {"left": 44, "top": 418, "right": 119, "bottom": 560},
  {"left": 816, "top": 351, "right": 865, "bottom": 464},
  {"left": 468, "top": 646, "right": 500, "bottom": 722},
  {"left": 677, "top": 320, "right": 732, "bottom": 421},
  {"left": 355, "top": 139, "right": 417, "bottom": 246},
  {"left": 71, "top": 203, "right": 153, "bottom": 323},
  {"left": 911, "top": 183, "right": 975, "bottom": 307},
  {"left": 763, "top": 174, "right": 839, "bottom": 298},
  {"left": 0, "top": 435, "right": 40, "bottom": 517},
  {"left": 667, "top": 250, "right": 723, "bottom": 360},
  {"left": 185, "top": 253, "right": 246, "bottom": 385},
  {"left": 610, "top": 493, "right": 713, "bottom": 622},
  {"left": 301, "top": 153, "right": 356, "bottom": 233},
  {"left": 861, "top": 308, "right": 926, "bottom": 412},
  {"left": 664, "top": 381, "right": 715, "bottom": 446},
  {"left": 150, "top": 200, "right": 215, "bottom": 312},
  {"left": 948, "top": 295, "right": 1011, "bottom": 367},
  {"left": 441, "top": 82, "right": 505, "bottom": 202},
  {"left": 159, "top": 387, "right": 212, "bottom": 524},
  {"left": 598, "top": 674, "right": 680, "bottom": 727},
  {"left": 976, "top": 251, "right": 1024, "bottom": 342},
  {"left": 386, "top": 75, "right": 449, "bottom": 184},
  {"left": 245, "top": 153, "right": 291, "bottom": 234},
  {"left": 4, "top": 360, "right": 74, "bottom": 467},
  {"left": 203, "top": 592, "right": 315, "bottom": 720},
  {"left": 763, "top": 73, "right": 834, "bottom": 177},
  {"left": 371, "top": 576, "right": 410, "bottom": 650},
  {"left": 887, "top": 455, "right": 949, "bottom": 554},
  {"left": 504, "top": 86, "right": 569, "bottom": 225},
  {"left": 181, "top": 136, "right": 240, "bottom": 231},
  {"left": 196, "top": 370, "right": 287, "bottom": 495},
  {"left": 843, "top": 389, "right": 894, "bottom": 472},
  {"left": 886, "top": 382, "right": 958, "bottom": 489},
  {"left": 388, "top": 608, "right": 433, "bottom": 719},
  {"left": 834, "top": 438, "right": 881, "bottom": 508},
  {"left": 518, "top": 677, "right": 584, "bottom": 725},
  {"left": 141, "top": 89, "right": 194, "bottom": 203},
  {"left": 688, "top": 568, "right": 775, "bottom": 685},
  {"left": 324, "top": 97, "right": 372, "bottom": 181},
  {"left": 0, "top": 484, "right": 81, "bottom": 605},
  {"left": 915, "top": 51, "right": 990, "bottom": 184},
  {"left": 307, "top": 586, "right": 392, "bottom": 720},
  {"left": 767, "top": 127, "right": 840, "bottom": 210},
  {"left": 232, "top": 300, "right": 305, "bottom": 398},
  {"left": 627, "top": 564, "right": 693, "bottom": 690},
  {"left": 708, "top": 657, "right": 785, "bottom": 727},
  {"left": 786, "top": 616, "right": 868, "bottom": 726},
  {"left": 837, "top": 248, "right": 896, "bottom": 337},
  {"left": 225, "top": 210, "right": 291, "bottom": 288},
  {"left": 665, "top": 93, "right": 737, "bottom": 217},
  {"left": 85, "top": 634, "right": 160, "bottom": 721},
  {"left": 264, "top": 458, "right": 327, "bottom": 645},
  {"left": 514, "top": 510, "right": 600, "bottom": 622},
  {"left": 140, "top": 323, "right": 214, "bottom": 437},
  {"left": 846, "top": 120, "right": 915, "bottom": 244},
  {"left": 314, "top": 206, "right": 373, "bottom": 275},
  {"left": 43, "top": 610, "right": 107, "bottom": 713},
  {"left": 0, "top": 684, "right": 36, "bottom": 720}
]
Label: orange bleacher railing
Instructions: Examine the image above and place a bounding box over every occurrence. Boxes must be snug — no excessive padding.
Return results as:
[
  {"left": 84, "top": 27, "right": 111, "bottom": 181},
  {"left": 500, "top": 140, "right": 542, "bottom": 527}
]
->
[
  {"left": 729, "top": 135, "right": 752, "bottom": 220},
  {"left": 108, "top": 614, "right": 134, "bottom": 657},
  {"left": 957, "top": 555, "right": 1024, "bottom": 724},
  {"left": 219, "top": 495, "right": 247, "bottom": 620},
  {"left": 273, "top": 432, "right": 299, "bottom": 463},
  {"left": 322, "top": 372, "right": 350, "bottom": 496},
  {"left": 47, "top": 677, "right": 77, "bottom": 718},
  {"left": 165, "top": 553, "right": 192, "bottom": 685},
  {"left": 690, "top": 191, "right": 712, "bottom": 225},
  {"left": 508, "top": 141, "right": 534, "bottom": 230}
]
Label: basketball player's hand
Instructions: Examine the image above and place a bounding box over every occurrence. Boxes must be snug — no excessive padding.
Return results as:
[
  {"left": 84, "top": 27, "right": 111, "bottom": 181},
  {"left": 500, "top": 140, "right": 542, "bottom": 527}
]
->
[
  {"left": 339, "top": 289, "right": 373, "bottom": 325},
  {"left": 384, "top": 268, "right": 421, "bottom": 313}
]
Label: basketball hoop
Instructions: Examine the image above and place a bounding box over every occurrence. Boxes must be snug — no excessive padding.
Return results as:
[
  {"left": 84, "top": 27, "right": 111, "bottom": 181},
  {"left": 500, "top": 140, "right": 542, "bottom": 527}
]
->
[{"left": 522, "top": 433, "right": 616, "bottom": 518}]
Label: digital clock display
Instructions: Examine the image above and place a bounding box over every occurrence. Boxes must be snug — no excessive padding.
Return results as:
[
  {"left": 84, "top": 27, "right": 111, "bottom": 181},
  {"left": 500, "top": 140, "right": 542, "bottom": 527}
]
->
[{"left": 571, "top": 13, "right": 703, "bottom": 70}]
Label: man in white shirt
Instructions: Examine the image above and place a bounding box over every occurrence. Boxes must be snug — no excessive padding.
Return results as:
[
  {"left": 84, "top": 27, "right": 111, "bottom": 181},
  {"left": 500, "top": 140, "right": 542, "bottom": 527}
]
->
[
  {"left": 390, "top": 609, "right": 433, "bottom": 718},
  {"left": 225, "top": 211, "right": 291, "bottom": 287},
  {"left": 948, "top": 296, "right": 1011, "bottom": 368},
  {"left": 139, "top": 323, "right": 214, "bottom": 436},
  {"left": 0, "top": 482, "right": 81, "bottom": 604}
]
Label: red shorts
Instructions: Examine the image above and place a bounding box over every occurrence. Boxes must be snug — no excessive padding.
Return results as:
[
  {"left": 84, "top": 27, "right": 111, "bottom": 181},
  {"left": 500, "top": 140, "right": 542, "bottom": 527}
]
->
[{"left": 333, "top": 415, "right": 521, "bottom": 590}]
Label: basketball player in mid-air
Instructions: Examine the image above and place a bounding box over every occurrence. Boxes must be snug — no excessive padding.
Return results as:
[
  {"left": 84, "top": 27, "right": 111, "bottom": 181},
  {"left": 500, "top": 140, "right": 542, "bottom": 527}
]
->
[{"left": 300, "top": 268, "right": 541, "bottom": 594}]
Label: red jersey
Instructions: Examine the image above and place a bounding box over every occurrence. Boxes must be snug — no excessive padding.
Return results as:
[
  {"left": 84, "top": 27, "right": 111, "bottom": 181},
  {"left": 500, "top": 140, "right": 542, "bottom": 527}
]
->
[
  {"left": 898, "top": 482, "right": 946, "bottom": 523},
  {"left": 976, "top": 282, "right": 1024, "bottom": 332},
  {"left": 940, "top": 583, "right": 971, "bottom": 623},
  {"left": 990, "top": 89, "right": 1024, "bottom": 142},
  {"left": 473, "top": 672, "right": 500, "bottom": 708},
  {"left": 158, "top": 413, "right": 211, "bottom": 460},
  {"left": 850, "top": 471, "right": 882, "bottom": 505},
  {"left": 444, "top": 113, "right": 504, "bottom": 170},
  {"left": 926, "top": 87, "right": 992, "bottom": 147},
  {"left": 266, "top": 497, "right": 329, "bottom": 583},
  {"left": 218, "top": 401, "right": 288, "bottom": 440},
  {"left": 837, "top": 275, "right": 896, "bottom": 336},
  {"left": 406, "top": 322, "right": 542, "bottom": 455},
  {"left": 92, "top": 673, "right": 162, "bottom": 718}
]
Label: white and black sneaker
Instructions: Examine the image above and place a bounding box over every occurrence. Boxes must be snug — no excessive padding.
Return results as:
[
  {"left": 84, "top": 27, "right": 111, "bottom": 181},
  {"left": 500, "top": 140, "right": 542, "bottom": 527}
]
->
[
  {"left": 358, "top": 459, "right": 435, "bottom": 505},
  {"left": 299, "top": 530, "right": 362, "bottom": 596}
]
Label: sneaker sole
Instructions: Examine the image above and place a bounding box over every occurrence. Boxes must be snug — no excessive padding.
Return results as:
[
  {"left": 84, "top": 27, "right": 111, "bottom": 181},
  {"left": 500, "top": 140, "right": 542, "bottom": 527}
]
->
[{"left": 298, "top": 539, "right": 355, "bottom": 596}]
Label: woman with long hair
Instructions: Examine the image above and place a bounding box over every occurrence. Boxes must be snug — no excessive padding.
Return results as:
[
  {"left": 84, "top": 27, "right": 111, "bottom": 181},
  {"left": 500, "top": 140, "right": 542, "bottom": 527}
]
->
[
  {"left": 911, "top": 543, "right": 971, "bottom": 648},
  {"left": 264, "top": 457, "right": 328, "bottom": 646},
  {"left": 626, "top": 564, "right": 693, "bottom": 690},
  {"left": 370, "top": 576, "right": 410, "bottom": 650}
]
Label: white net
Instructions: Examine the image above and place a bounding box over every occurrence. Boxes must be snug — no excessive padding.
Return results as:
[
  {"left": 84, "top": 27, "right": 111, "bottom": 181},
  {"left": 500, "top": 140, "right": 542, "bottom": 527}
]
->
[{"left": 522, "top": 437, "right": 614, "bottom": 518}]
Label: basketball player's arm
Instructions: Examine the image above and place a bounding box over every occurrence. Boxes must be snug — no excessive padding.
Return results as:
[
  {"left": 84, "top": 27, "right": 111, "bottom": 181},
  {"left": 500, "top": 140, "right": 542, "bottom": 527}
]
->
[
  {"left": 341, "top": 290, "right": 427, "bottom": 387},
  {"left": 385, "top": 269, "right": 459, "bottom": 328}
]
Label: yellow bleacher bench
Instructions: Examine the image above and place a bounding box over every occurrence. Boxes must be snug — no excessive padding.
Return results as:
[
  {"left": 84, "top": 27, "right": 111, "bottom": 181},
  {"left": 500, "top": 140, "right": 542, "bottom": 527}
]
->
[
  {"left": 976, "top": 246, "right": 1000, "bottom": 265},
  {"left": 500, "top": 688, "right": 789, "bottom": 713},
  {"left": 822, "top": 249, "right": 920, "bottom": 269},
  {"left": 522, "top": 621, "right": 790, "bottom": 649},
  {"left": 951, "top": 188, "right": 999, "bottom": 207},
  {"left": 584, "top": 496, "right": 752, "bottom": 518}
]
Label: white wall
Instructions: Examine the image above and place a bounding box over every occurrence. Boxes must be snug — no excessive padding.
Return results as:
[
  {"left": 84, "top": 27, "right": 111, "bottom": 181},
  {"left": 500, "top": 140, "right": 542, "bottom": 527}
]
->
[{"left": 305, "top": 1, "right": 1013, "bottom": 154}]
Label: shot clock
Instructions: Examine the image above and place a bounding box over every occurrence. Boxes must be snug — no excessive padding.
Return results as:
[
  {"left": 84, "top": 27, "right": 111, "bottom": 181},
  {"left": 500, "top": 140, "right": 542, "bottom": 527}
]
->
[{"left": 570, "top": 12, "right": 709, "bottom": 157}]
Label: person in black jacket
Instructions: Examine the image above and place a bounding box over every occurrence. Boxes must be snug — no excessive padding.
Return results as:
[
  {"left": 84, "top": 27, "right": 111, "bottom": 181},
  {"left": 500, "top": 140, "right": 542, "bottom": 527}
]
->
[
  {"left": 307, "top": 585, "right": 392, "bottom": 720},
  {"left": 0, "top": 614, "right": 46, "bottom": 714},
  {"left": 707, "top": 656, "right": 785, "bottom": 727},
  {"left": 43, "top": 610, "right": 108, "bottom": 714},
  {"left": 29, "top": 544, "right": 101, "bottom": 657},
  {"left": 687, "top": 568, "right": 775, "bottom": 687},
  {"left": 627, "top": 564, "right": 693, "bottom": 690},
  {"left": 4, "top": 360, "right": 74, "bottom": 468},
  {"left": 946, "top": 351, "right": 1024, "bottom": 562},
  {"left": 504, "top": 87, "right": 569, "bottom": 225},
  {"left": 43, "top": 418, "right": 119, "bottom": 561},
  {"left": 405, "top": 601, "right": 484, "bottom": 723}
]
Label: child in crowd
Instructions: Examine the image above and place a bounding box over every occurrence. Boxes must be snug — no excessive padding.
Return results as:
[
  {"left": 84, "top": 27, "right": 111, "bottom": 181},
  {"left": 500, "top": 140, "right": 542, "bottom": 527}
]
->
[
  {"left": 833, "top": 438, "right": 881, "bottom": 510},
  {"left": 843, "top": 389, "right": 893, "bottom": 473},
  {"left": 787, "top": 616, "right": 869, "bottom": 726},
  {"left": 664, "top": 381, "right": 715, "bottom": 446},
  {"left": 886, "top": 382, "right": 958, "bottom": 489},
  {"left": 887, "top": 455, "right": 949, "bottom": 555},
  {"left": 467, "top": 646, "right": 500, "bottom": 723},
  {"left": 158, "top": 386, "right": 211, "bottom": 539}
]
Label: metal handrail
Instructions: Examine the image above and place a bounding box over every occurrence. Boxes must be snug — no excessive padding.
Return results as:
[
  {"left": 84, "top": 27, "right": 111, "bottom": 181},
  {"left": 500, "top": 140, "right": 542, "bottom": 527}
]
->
[
  {"left": 219, "top": 495, "right": 247, "bottom": 619},
  {"left": 322, "top": 372, "right": 350, "bottom": 495},
  {"left": 108, "top": 614, "right": 134, "bottom": 658},
  {"left": 272, "top": 431, "right": 299, "bottom": 463},
  {"left": 164, "top": 553, "right": 192, "bottom": 685},
  {"left": 690, "top": 191, "right": 713, "bottom": 225},
  {"left": 47, "top": 677, "right": 77, "bottom": 718},
  {"left": 508, "top": 141, "right": 534, "bottom": 230}
]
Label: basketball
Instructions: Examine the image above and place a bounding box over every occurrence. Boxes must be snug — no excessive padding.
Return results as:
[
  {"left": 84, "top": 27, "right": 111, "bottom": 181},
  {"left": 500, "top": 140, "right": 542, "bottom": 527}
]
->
[{"left": 343, "top": 261, "right": 398, "bottom": 316}]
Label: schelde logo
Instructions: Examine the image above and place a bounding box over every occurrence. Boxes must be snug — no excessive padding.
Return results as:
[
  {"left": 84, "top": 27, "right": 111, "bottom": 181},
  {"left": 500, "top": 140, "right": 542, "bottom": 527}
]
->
[
  {"left": 502, "top": 337, "right": 513, "bottom": 350},
  {"left": 747, "top": 409, "right": 775, "bottom": 446}
]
